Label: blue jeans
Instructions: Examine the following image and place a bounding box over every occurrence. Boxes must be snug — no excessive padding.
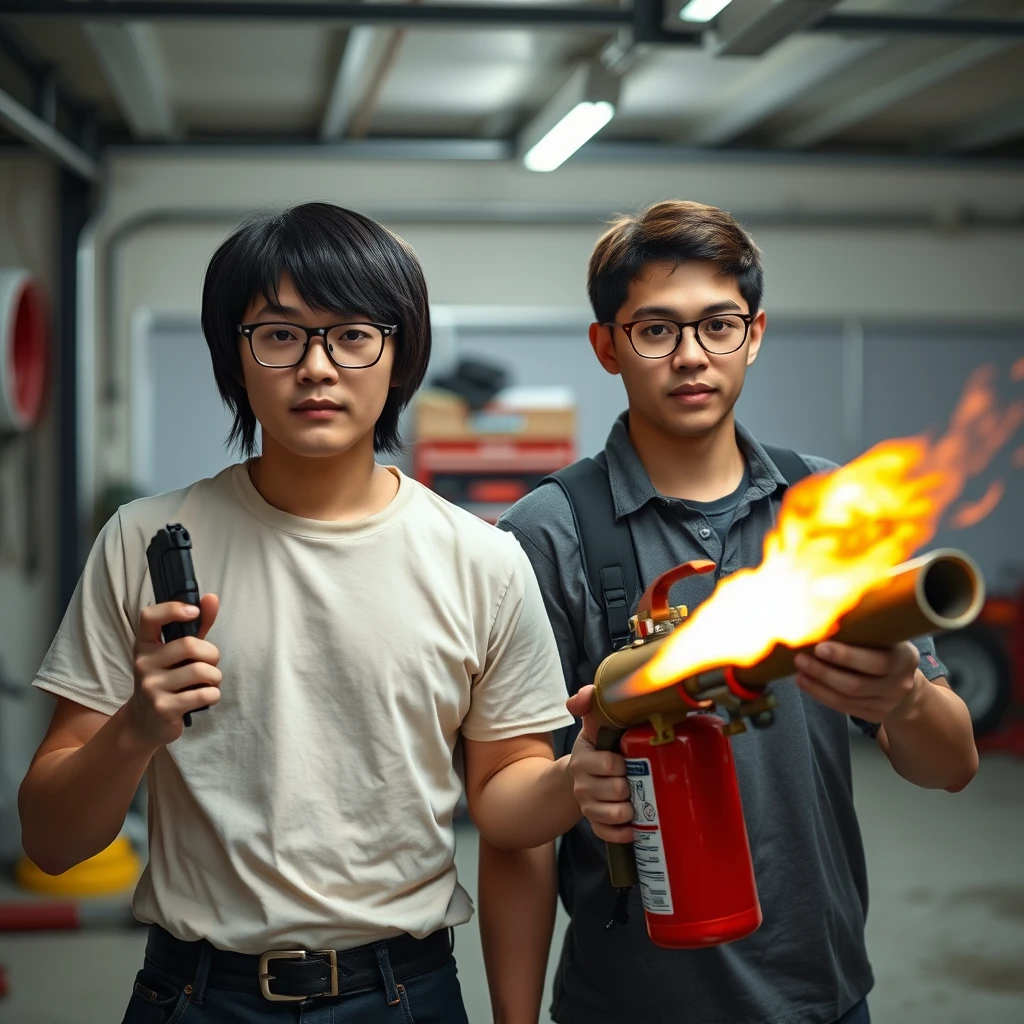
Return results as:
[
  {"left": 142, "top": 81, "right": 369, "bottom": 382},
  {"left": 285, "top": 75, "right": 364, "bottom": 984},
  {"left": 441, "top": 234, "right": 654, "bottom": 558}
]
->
[
  {"left": 837, "top": 999, "right": 870, "bottom": 1024},
  {"left": 121, "top": 934, "right": 469, "bottom": 1024}
]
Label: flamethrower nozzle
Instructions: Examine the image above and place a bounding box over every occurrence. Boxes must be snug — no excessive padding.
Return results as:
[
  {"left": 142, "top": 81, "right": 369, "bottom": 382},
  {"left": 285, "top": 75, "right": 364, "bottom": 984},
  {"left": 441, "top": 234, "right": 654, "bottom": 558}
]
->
[{"left": 593, "top": 548, "right": 984, "bottom": 732}]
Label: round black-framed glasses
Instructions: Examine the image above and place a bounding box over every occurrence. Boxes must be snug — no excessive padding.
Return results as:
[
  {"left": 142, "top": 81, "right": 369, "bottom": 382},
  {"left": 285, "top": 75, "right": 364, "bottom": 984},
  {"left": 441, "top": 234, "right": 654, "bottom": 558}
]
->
[
  {"left": 238, "top": 321, "right": 398, "bottom": 369},
  {"left": 605, "top": 314, "right": 754, "bottom": 358}
]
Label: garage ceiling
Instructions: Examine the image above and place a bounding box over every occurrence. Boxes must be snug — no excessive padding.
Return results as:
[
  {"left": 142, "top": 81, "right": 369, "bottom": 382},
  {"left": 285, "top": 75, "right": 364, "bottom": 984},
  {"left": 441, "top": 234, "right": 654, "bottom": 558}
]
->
[{"left": 1, "top": 0, "right": 1022, "bottom": 162}]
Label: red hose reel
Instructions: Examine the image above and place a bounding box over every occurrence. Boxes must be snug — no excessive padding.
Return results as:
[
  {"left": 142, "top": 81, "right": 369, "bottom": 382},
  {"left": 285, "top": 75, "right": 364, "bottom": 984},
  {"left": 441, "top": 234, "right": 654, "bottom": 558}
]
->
[{"left": 0, "top": 268, "right": 49, "bottom": 434}]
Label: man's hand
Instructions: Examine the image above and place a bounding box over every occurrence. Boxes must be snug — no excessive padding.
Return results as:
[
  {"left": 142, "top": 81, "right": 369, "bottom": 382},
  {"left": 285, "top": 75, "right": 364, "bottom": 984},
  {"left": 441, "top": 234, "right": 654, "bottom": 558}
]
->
[
  {"left": 566, "top": 685, "right": 633, "bottom": 844},
  {"left": 128, "top": 594, "right": 222, "bottom": 749},
  {"left": 794, "top": 639, "right": 922, "bottom": 724}
]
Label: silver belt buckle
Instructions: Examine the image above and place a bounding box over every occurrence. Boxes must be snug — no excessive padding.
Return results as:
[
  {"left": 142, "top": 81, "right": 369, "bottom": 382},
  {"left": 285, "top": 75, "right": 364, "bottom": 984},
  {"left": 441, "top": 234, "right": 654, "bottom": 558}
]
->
[{"left": 258, "top": 949, "right": 339, "bottom": 1002}]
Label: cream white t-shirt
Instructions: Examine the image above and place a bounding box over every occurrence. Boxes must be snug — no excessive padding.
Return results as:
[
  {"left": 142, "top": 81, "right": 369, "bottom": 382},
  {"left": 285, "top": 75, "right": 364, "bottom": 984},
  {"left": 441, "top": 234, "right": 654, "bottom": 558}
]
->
[{"left": 34, "top": 464, "right": 573, "bottom": 953}]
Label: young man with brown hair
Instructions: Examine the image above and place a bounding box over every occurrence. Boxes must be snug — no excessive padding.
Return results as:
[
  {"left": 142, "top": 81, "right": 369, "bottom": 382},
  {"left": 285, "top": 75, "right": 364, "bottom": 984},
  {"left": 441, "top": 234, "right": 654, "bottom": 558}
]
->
[{"left": 482, "top": 201, "right": 979, "bottom": 1024}]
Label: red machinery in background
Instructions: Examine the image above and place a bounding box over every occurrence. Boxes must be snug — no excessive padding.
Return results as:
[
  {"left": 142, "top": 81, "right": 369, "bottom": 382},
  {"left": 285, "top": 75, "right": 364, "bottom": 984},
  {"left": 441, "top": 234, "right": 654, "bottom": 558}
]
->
[
  {"left": 413, "top": 387, "right": 576, "bottom": 524},
  {"left": 936, "top": 582, "right": 1024, "bottom": 755}
]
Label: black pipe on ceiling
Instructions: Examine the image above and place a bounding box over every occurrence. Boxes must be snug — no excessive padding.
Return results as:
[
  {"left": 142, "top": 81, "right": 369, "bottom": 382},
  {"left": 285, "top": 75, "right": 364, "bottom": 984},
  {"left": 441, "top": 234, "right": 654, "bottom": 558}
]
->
[
  {"left": 0, "top": 1, "right": 634, "bottom": 29},
  {"left": 5, "top": 1, "right": 1024, "bottom": 40}
]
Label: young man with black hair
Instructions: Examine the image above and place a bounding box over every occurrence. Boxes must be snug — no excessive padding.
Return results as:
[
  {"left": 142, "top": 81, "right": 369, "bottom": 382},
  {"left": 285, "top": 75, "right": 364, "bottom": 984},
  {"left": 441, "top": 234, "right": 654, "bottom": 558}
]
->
[
  {"left": 484, "top": 201, "right": 979, "bottom": 1024},
  {"left": 19, "top": 202, "right": 583, "bottom": 1022}
]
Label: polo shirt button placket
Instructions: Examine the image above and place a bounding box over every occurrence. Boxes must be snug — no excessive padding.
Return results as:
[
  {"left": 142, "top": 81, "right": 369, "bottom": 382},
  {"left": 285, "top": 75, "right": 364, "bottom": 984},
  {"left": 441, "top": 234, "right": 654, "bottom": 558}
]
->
[{"left": 699, "top": 526, "right": 712, "bottom": 540}]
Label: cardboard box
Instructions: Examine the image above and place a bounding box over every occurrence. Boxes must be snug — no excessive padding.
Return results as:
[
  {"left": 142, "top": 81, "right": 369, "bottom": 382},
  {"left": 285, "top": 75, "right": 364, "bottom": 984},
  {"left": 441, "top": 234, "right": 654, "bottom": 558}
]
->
[{"left": 415, "top": 387, "right": 575, "bottom": 441}]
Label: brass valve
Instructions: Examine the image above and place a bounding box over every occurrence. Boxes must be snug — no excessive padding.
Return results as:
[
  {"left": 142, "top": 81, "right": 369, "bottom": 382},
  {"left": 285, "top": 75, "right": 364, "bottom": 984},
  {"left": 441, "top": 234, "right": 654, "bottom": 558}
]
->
[{"left": 628, "top": 604, "right": 688, "bottom": 640}]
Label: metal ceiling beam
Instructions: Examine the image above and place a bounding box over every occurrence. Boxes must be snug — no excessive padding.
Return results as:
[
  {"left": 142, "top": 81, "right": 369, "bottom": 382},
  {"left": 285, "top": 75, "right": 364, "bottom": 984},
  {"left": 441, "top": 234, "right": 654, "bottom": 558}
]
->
[
  {"left": 0, "top": 21, "right": 97, "bottom": 147},
  {"left": 777, "top": 38, "right": 1012, "bottom": 149},
  {"left": 82, "top": 21, "right": 174, "bottom": 140},
  {"left": 321, "top": 0, "right": 423, "bottom": 141},
  {"left": 7, "top": 1, "right": 1024, "bottom": 39},
  {"left": 934, "top": 101, "right": 1024, "bottom": 154},
  {"left": 707, "top": 0, "right": 841, "bottom": 57},
  {"left": 685, "top": 37, "right": 868, "bottom": 146},
  {"left": 93, "top": 136, "right": 1024, "bottom": 172},
  {"left": 0, "top": 1, "right": 635, "bottom": 29},
  {"left": 681, "top": 0, "right": 995, "bottom": 148},
  {"left": 813, "top": 12, "right": 1024, "bottom": 38},
  {"left": 320, "top": 28, "right": 394, "bottom": 140},
  {"left": 345, "top": 27, "right": 409, "bottom": 140},
  {"left": 596, "top": 0, "right": 700, "bottom": 82},
  {"left": 0, "top": 86, "right": 99, "bottom": 181},
  {"left": 101, "top": 137, "right": 513, "bottom": 160}
]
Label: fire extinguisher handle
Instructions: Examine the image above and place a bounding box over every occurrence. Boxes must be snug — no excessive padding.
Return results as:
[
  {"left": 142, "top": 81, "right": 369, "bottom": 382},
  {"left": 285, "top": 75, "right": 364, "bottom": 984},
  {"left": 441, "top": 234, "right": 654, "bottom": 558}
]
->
[
  {"left": 606, "top": 842, "right": 639, "bottom": 889},
  {"left": 596, "top": 726, "right": 639, "bottom": 889}
]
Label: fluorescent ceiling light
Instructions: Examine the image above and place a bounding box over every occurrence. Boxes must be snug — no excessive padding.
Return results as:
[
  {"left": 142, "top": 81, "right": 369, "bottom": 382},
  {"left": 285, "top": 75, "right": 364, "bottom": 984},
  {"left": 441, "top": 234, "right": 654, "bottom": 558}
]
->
[
  {"left": 523, "top": 101, "right": 615, "bottom": 172},
  {"left": 518, "top": 62, "right": 619, "bottom": 173},
  {"left": 678, "top": 0, "right": 734, "bottom": 23}
]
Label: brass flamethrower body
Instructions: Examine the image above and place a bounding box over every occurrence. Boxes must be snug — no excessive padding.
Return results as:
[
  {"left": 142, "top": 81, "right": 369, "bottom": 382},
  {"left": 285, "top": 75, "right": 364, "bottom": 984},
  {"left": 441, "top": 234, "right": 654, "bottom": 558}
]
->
[
  {"left": 594, "top": 547, "right": 984, "bottom": 732},
  {"left": 591, "top": 548, "right": 984, "bottom": 888}
]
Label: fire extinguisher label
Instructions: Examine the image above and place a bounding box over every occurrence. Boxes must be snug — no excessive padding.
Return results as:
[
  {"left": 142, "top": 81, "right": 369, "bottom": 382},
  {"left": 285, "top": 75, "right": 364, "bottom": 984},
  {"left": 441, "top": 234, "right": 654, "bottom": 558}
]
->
[{"left": 625, "top": 758, "right": 674, "bottom": 916}]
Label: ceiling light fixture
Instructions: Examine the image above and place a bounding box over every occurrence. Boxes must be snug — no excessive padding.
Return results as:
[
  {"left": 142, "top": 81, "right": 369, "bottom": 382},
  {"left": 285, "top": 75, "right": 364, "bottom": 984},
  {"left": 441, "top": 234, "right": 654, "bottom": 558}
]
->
[
  {"left": 678, "top": 0, "right": 734, "bottom": 23},
  {"left": 519, "top": 63, "right": 619, "bottom": 173},
  {"left": 524, "top": 101, "right": 615, "bottom": 172}
]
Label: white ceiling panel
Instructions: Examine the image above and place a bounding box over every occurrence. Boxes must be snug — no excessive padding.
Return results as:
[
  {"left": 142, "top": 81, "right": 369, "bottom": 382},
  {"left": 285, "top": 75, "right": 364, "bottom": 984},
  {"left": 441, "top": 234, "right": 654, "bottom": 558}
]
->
[{"left": 158, "top": 23, "right": 337, "bottom": 133}]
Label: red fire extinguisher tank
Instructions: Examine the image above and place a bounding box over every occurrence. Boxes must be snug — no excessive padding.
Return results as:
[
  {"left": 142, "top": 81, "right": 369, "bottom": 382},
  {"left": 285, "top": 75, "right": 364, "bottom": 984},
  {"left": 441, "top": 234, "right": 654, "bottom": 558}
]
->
[{"left": 621, "top": 714, "right": 762, "bottom": 948}]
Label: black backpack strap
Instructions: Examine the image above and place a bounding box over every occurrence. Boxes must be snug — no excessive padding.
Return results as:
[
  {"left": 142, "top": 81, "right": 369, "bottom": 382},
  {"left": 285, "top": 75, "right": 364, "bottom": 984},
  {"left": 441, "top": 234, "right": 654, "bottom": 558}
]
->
[
  {"left": 541, "top": 447, "right": 808, "bottom": 654},
  {"left": 541, "top": 459, "right": 638, "bottom": 652},
  {"left": 762, "top": 445, "right": 812, "bottom": 488}
]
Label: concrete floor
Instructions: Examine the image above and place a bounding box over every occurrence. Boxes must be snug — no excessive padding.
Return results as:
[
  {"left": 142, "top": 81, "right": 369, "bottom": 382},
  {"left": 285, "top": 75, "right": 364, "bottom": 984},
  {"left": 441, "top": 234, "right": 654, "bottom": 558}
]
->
[{"left": 1, "top": 737, "right": 1022, "bottom": 1024}]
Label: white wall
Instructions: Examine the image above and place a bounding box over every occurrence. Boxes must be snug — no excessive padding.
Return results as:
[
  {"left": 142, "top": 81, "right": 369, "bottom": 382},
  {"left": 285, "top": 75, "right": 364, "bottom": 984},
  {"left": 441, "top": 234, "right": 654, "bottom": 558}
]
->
[
  {"left": 84, "top": 153, "right": 1024, "bottom": 556},
  {"left": 0, "top": 156, "right": 60, "bottom": 858}
]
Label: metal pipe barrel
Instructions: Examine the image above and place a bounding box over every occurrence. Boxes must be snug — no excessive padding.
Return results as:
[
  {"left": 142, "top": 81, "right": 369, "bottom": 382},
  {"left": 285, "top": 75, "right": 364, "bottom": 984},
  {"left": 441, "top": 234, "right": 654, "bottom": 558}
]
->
[{"left": 594, "top": 548, "right": 984, "bottom": 730}]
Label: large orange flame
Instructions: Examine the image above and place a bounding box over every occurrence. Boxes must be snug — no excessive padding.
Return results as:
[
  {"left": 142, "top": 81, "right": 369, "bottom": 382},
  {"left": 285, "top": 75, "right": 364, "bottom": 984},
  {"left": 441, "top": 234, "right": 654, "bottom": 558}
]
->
[{"left": 630, "top": 365, "right": 1024, "bottom": 697}]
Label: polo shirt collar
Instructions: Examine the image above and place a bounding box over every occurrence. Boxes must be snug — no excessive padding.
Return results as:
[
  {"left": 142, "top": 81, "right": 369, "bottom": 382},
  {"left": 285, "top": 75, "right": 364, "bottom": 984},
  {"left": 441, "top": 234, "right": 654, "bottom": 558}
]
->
[{"left": 602, "top": 411, "right": 787, "bottom": 521}]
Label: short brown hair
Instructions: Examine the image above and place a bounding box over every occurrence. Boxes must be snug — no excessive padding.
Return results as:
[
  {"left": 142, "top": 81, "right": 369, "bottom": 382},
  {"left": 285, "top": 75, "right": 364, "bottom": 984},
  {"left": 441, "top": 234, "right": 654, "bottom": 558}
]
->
[{"left": 587, "top": 200, "right": 763, "bottom": 324}]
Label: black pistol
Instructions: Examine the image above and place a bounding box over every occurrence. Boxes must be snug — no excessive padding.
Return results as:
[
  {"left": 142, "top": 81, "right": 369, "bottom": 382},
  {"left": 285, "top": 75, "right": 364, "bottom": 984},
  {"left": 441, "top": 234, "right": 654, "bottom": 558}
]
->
[{"left": 146, "top": 523, "right": 207, "bottom": 727}]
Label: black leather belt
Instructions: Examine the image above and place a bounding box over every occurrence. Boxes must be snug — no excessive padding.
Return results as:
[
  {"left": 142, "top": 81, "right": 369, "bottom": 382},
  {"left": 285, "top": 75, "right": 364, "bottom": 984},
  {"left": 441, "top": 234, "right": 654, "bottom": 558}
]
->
[{"left": 145, "top": 924, "right": 453, "bottom": 1002}]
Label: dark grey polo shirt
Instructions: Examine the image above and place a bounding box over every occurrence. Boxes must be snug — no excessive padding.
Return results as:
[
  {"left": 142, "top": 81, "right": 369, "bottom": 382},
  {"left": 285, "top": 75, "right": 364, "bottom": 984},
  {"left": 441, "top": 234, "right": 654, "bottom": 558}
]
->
[{"left": 498, "top": 412, "right": 947, "bottom": 1024}]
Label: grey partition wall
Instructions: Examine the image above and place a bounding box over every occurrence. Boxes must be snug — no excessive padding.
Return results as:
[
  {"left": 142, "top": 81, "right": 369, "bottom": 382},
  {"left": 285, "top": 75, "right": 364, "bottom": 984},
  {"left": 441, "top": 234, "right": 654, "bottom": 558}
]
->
[
  {"left": 137, "top": 312, "right": 1021, "bottom": 587},
  {"left": 134, "top": 318, "right": 237, "bottom": 494},
  {"left": 452, "top": 318, "right": 849, "bottom": 463}
]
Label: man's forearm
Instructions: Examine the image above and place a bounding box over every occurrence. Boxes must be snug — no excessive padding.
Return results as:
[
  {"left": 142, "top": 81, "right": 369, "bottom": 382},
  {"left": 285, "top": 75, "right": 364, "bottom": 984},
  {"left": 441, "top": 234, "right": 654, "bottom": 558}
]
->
[
  {"left": 18, "top": 704, "right": 157, "bottom": 874},
  {"left": 879, "top": 674, "right": 978, "bottom": 791},
  {"left": 472, "top": 756, "right": 581, "bottom": 850},
  {"left": 479, "top": 839, "right": 557, "bottom": 1024}
]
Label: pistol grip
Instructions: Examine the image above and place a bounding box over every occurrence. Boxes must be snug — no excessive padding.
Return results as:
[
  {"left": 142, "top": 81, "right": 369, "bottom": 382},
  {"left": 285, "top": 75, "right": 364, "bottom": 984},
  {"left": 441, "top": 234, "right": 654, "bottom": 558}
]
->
[{"left": 596, "top": 725, "right": 638, "bottom": 888}]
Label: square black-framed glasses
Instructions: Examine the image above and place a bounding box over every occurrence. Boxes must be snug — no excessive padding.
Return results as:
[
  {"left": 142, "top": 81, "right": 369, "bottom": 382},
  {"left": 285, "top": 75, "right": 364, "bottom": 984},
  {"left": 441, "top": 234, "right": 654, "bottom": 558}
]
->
[
  {"left": 604, "top": 314, "right": 754, "bottom": 358},
  {"left": 238, "top": 321, "right": 399, "bottom": 369}
]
